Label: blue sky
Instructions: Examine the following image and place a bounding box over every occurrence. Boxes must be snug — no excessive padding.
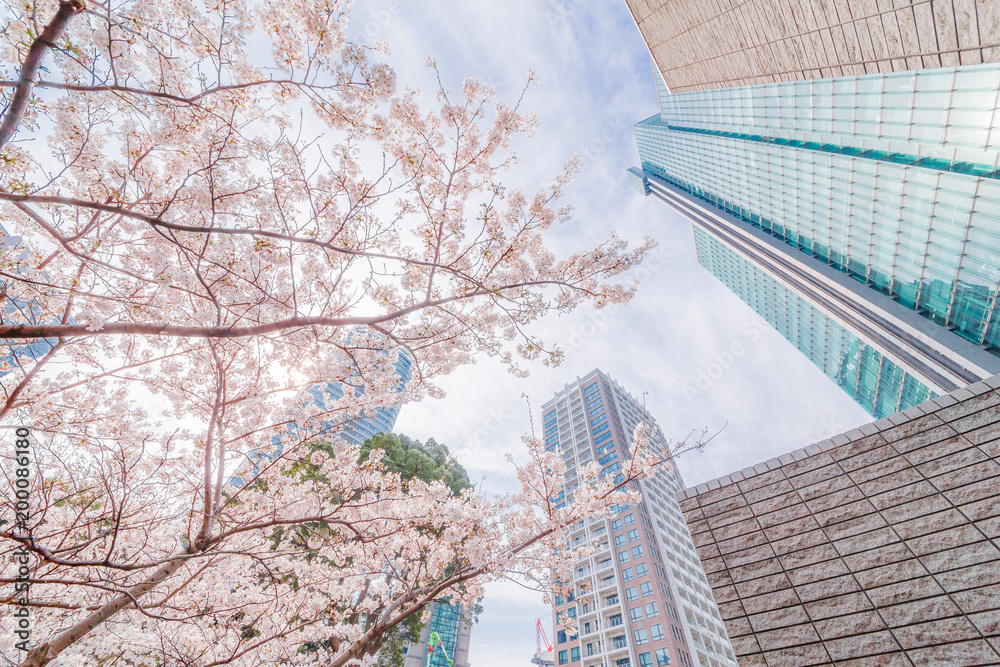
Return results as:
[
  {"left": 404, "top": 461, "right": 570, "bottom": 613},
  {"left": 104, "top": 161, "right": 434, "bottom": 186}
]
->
[{"left": 355, "top": 1, "right": 873, "bottom": 664}]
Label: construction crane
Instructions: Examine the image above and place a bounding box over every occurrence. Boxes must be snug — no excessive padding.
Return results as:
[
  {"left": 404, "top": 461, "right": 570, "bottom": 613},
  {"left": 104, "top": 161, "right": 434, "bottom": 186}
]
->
[
  {"left": 531, "top": 619, "right": 555, "bottom": 667},
  {"left": 425, "top": 631, "right": 453, "bottom": 667}
]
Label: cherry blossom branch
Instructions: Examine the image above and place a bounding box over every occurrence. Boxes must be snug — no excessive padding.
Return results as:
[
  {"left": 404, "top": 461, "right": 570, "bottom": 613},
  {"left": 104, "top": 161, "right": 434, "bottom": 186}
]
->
[
  {"left": 0, "top": 279, "right": 601, "bottom": 339},
  {"left": 0, "top": 0, "right": 86, "bottom": 150}
]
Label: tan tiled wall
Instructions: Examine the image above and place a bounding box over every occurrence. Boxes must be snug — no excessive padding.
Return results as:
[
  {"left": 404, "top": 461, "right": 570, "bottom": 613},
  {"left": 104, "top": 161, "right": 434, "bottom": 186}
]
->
[
  {"left": 627, "top": 0, "right": 1000, "bottom": 92},
  {"left": 676, "top": 377, "right": 1000, "bottom": 665}
]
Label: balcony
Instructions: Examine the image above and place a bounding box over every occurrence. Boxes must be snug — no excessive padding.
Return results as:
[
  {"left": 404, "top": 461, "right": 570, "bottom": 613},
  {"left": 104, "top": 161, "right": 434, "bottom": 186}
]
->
[{"left": 595, "top": 558, "right": 614, "bottom": 573}]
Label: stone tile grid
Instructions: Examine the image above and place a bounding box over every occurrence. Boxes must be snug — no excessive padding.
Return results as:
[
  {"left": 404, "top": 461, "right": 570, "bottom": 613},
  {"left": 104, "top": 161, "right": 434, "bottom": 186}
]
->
[
  {"left": 678, "top": 379, "right": 1000, "bottom": 500},
  {"left": 629, "top": 0, "right": 1000, "bottom": 92},
  {"left": 677, "top": 382, "right": 1000, "bottom": 664}
]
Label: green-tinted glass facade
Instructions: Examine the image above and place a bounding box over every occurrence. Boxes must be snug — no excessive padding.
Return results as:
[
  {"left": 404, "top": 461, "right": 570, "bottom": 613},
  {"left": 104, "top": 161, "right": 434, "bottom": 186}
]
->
[
  {"left": 634, "top": 63, "right": 1000, "bottom": 418},
  {"left": 423, "top": 602, "right": 462, "bottom": 667},
  {"left": 694, "top": 228, "right": 935, "bottom": 417},
  {"left": 637, "top": 63, "right": 1000, "bottom": 351}
]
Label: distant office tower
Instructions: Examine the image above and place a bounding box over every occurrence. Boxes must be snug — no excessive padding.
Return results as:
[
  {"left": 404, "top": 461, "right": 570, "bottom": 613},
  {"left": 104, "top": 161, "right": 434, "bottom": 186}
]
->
[
  {"left": 545, "top": 369, "right": 737, "bottom": 667},
  {"left": 233, "top": 345, "right": 411, "bottom": 486},
  {"left": 0, "top": 222, "right": 55, "bottom": 386},
  {"left": 675, "top": 374, "right": 1000, "bottom": 666},
  {"left": 630, "top": 62, "right": 1000, "bottom": 418},
  {"left": 625, "top": 0, "right": 1000, "bottom": 93},
  {"left": 304, "top": 348, "right": 413, "bottom": 446},
  {"left": 402, "top": 601, "right": 473, "bottom": 667}
]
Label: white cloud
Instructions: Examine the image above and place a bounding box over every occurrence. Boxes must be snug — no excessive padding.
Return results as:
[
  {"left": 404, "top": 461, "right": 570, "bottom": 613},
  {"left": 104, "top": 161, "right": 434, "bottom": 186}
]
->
[{"left": 357, "top": 0, "right": 873, "bottom": 662}]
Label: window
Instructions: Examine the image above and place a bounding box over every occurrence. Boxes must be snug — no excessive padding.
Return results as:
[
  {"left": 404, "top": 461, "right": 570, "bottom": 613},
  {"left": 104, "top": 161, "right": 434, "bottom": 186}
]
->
[
  {"left": 640, "top": 582, "right": 654, "bottom": 597},
  {"left": 626, "top": 587, "right": 638, "bottom": 602},
  {"left": 568, "top": 607, "right": 577, "bottom": 618},
  {"left": 650, "top": 624, "right": 665, "bottom": 642},
  {"left": 584, "top": 622, "right": 591, "bottom": 634},
  {"left": 644, "top": 602, "right": 659, "bottom": 618},
  {"left": 605, "top": 594, "right": 618, "bottom": 607},
  {"left": 586, "top": 643, "right": 595, "bottom": 657},
  {"left": 598, "top": 450, "right": 617, "bottom": 465},
  {"left": 594, "top": 432, "right": 612, "bottom": 445},
  {"left": 621, "top": 567, "right": 634, "bottom": 582},
  {"left": 627, "top": 529, "right": 639, "bottom": 542},
  {"left": 632, "top": 546, "right": 644, "bottom": 559},
  {"left": 639, "top": 652, "right": 654, "bottom": 667},
  {"left": 584, "top": 382, "right": 599, "bottom": 395},
  {"left": 635, "top": 563, "right": 649, "bottom": 578},
  {"left": 612, "top": 636, "right": 627, "bottom": 650},
  {"left": 611, "top": 519, "right": 623, "bottom": 531},
  {"left": 571, "top": 647, "right": 580, "bottom": 662},
  {"left": 624, "top": 513, "right": 635, "bottom": 526},
  {"left": 593, "top": 422, "right": 610, "bottom": 436},
  {"left": 603, "top": 461, "right": 621, "bottom": 477},
  {"left": 655, "top": 648, "right": 671, "bottom": 666},
  {"left": 629, "top": 607, "right": 643, "bottom": 623},
  {"left": 615, "top": 660, "right": 630, "bottom": 667},
  {"left": 557, "top": 630, "right": 567, "bottom": 644},
  {"left": 634, "top": 628, "right": 649, "bottom": 646},
  {"left": 609, "top": 614, "right": 623, "bottom": 627},
  {"left": 559, "top": 650, "right": 568, "bottom": 665},
  {"left": 615, "top": 535, "right": 627, "bottom": 547}
]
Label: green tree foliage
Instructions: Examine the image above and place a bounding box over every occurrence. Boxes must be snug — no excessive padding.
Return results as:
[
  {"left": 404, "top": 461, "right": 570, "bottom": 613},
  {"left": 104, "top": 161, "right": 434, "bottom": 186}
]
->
[
  {"left": 359, "top": 433, "right": 472, "bottom": 496},
  {"left": 359, "top": 433, "right": 473, "bottom": 667}
]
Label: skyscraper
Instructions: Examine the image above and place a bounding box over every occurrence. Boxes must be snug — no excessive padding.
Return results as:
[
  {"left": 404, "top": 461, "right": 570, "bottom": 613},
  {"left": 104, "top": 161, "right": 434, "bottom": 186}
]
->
[
  {"left": 304, "top": 348, "right": 414, "bottom": 446},
  {"left": 402, "top": 601, "right": 473, "bottom": 667},
  {"left": 629, "top": 62, "right": 1000, "bottom": 418},
  {"left": 233, "top": 345, "right": 412, "bottom": 486},
  {"left": 0, "top": 222, "right": 56, "bottom": 386},
  {"left": 545, "top": 369, "right": 737, "bottom": 667}
]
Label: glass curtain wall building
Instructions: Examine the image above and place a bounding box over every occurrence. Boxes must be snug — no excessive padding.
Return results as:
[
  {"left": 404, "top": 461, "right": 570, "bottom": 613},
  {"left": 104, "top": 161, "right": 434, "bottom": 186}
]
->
[
  {"left": 546, "top": 369, "right": 737, "bottom": 667},
  {"left": 0, "top": 222, "right": 56, "bottom": 388},
  {"left": 304, "top": 349, "right": 413, "bottom": 446},
  {"left": 630, "top": 63, "right": 1000, "bottom": 418},
  {"left": 402, "top": 601, "right": 473, "bottom": 667}
]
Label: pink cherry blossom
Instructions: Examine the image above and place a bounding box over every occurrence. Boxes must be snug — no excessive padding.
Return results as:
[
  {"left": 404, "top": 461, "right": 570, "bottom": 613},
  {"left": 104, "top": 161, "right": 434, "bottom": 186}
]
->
[{"left": 0, "top": 1, "right": 680, "bottom": 665}]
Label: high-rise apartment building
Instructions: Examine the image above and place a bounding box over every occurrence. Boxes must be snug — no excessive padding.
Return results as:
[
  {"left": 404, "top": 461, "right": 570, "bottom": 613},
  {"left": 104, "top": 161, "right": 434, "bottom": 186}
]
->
[
  {"left": 629, "top": 61, "right": 1000, "bottom": 418},
  {"left": 545, "top": 369, "right": 737, "bottom": 667},
  {"left": 625, "top": 0, "right": 1000, "bottom": 93},
  {"left": 402, "top": 601, "right": 473, "bottom": 667}
]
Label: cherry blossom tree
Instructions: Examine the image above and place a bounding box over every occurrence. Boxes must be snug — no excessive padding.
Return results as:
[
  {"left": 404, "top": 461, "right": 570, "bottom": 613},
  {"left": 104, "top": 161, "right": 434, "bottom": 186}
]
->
[{"left": 0, "top": 0, "right": 694, "bottom": 665}]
